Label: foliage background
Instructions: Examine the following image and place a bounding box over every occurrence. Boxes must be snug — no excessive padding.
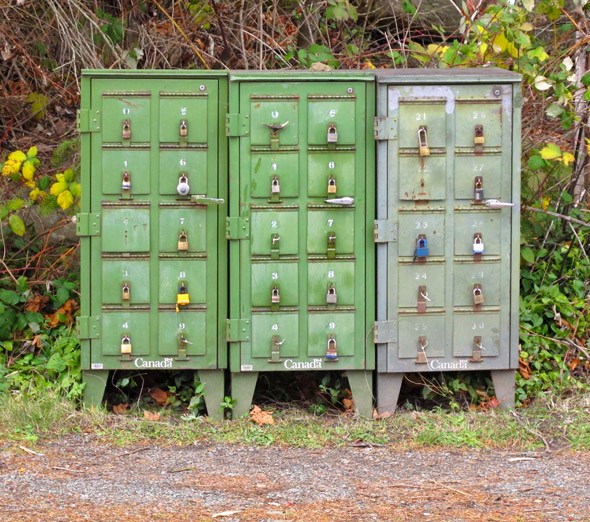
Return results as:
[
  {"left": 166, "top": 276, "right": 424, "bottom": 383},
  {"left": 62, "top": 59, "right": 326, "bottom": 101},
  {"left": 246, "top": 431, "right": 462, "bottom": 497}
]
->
[{"left": 0, "top": 0, "right": 588, "bottom": 408}]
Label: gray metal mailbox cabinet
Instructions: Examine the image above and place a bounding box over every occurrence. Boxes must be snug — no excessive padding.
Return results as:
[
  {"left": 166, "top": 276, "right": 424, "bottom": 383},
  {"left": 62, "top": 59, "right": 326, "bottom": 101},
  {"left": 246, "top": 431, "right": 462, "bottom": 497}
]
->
[{"left": 374, "top": 69, "right": 521, "bottom": 412}]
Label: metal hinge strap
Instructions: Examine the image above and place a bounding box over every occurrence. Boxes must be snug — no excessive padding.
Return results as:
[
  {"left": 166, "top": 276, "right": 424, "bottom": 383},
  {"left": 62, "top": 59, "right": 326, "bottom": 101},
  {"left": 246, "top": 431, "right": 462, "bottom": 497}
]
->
[
  {"left": 374, "top": 116, "right": 397, "bottom": 141},
  {"left": 76, "top": 213, "right": 101, "bottom": 237},
  {"left": 226, "top": 217, "right": 250, "bottom": 240},
  {"left": 77, "top": 316, "right": 101, "bottom": 339},
  {"left": 226, "top": 319, "right": 251, "bottom": 342},
  {"left": 225, "top": 113, "right": 250, "bottom": 137},
  {"left": 77, "top": 109, "right": 101, "bottom": 133},
  {"left": 373, "top": 321, "right": 397, "bottom": 344},
  {"left": 374, "top": 220, "right": 397, "bottom": 243}
]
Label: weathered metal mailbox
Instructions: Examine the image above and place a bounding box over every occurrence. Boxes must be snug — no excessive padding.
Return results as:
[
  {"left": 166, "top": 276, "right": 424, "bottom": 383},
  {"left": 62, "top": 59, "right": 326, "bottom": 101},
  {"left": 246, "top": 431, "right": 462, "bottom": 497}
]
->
[{"left": 374, "top": 69, "right": 521, "bottom": 412}]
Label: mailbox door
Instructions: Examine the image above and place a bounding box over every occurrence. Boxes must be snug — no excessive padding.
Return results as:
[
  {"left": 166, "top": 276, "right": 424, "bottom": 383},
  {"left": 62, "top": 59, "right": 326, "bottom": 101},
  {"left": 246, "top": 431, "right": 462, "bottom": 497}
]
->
[
  {"left": 376, "top": 70, "right": 521, "bottom": 375},
  {"left": 228, "top": 73, "right": 374, "bottom": 373},
  {"left": 78, "top": 72, "right": 227, "bottom": 372}
]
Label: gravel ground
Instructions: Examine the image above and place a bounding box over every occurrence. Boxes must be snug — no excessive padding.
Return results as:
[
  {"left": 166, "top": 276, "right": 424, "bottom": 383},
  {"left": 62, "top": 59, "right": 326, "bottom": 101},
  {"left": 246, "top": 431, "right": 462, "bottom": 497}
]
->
[{"left": 1, "top": 436, "right": 589, "bottom": 521}]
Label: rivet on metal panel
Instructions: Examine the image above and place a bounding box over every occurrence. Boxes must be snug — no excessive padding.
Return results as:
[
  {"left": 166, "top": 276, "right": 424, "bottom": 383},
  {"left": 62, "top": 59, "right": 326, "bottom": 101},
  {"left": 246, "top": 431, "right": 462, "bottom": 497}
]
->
[
  {"left": 473, "top": 176, "right": 484, "bottom": 203},
  {"left": 470, "top": 336, "right": 484, "bottom": 362},
  {"left": 416, "top": 336, "right": 428, "bottom": 364},
  {"left": 418, "top": 126, "right": 430, "bottom": 156},
  {"left": 325, "top": 335, "right": 338, "bottom": 361}
]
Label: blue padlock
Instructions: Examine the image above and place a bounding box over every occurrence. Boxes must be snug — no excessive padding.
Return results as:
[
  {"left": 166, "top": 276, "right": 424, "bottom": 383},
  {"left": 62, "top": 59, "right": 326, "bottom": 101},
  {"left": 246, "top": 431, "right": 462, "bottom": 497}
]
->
[{"left": 415, "top": 236, "right": 429, "bottom": 258}]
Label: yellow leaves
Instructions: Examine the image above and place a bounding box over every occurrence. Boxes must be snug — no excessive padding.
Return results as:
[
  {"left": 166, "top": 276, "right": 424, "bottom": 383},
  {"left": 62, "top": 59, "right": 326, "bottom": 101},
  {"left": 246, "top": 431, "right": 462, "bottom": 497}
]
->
[
  {"left": 57, "top": 190, "right": 74, "bottom": 210},
  {"left": 492, "top": 32, "right": 519, "bottom": 58},
  {"left": 51, "top": 169, "right": 78, "bottom": 209},
  {"left": 50, "top": 180, "right": 68, "bottom": 195},
  {"left": 8, "top": 150, "right": 27, "bottom": 163},
  {"left": 2, "top": 158, "right": 20, "bottom": 176},
  {"left": 540, "top": 143, "right": 575, "bottom": 167},
  {"left": 585, "top": 138, "right": 590, "bottom": 156},
  {"left": 21, "top": 160, "right": 35, "bottom": 181}
]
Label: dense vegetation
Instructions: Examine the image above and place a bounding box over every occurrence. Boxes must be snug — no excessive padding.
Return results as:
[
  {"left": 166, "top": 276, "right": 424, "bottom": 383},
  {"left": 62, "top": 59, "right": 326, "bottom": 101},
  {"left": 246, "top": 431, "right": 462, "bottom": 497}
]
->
[{"left": 0, "top": 0, "right": 588, "bottom": 411}]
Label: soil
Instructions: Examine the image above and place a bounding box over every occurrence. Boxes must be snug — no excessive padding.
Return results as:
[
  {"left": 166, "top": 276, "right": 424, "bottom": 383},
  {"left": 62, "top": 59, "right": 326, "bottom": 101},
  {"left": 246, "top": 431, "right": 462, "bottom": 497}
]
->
[{"left": 1, "top": 435, "right": 589, "bottom": 522}]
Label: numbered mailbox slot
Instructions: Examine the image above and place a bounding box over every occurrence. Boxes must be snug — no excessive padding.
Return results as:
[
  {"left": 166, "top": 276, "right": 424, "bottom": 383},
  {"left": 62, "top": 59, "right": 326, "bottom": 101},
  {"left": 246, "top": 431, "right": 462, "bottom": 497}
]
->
[
  {"left": 307, "top": 261, "right": 355, "bottom": 307},
  {"left": 251, "top": 262, "right": 299, "bottom": 308},
  {"left": 398, "top": 265, "right": 445, "bottom": 309},
  {"left": 101, "top": 259, "right": 150, "bottom": 305},
  {"left": 307, "top": 94, "right": 356, "bottom": 146},
  {"left": 101, "top": 150, "right": 151, "bottom": 196},
  {"left": 453, "top": 211, "right": 501, "bottom": 257},
  {"left": 157, "top": 312, "right": 207, "bottom": 357},
  {"left": 453, "top": 264, "right": 501, "bottom": 308},
  {"left": 308, "top": 152, "right": 355, "bottom": 198},
  {"left": 158, "top": 260, "right": 206, "bottom": 305},
  {"left": 454, "top": 155, "right": 502, "bottom": 201},
  {"left": 454, "top": 100, "right": 502, "bottom": 149},
  {"left": 397, "top": 315, "right": 445, "bottom": 360},
  {"left": 398, "top": 212, "right": 445, "bottom": 259},
  {"left": 398, "top": 153, "right": 447, "bottom": 201},
  {"left": 414, "top": 234, "right": 429, "bottom": 262},
  {"left": 101, "top": 93, "right": 151, "bottom": 144},
  {"left": 397, "top": 100, "right": 447, "bottom": 150},
  {"left": 307, "top": 312, "right": 355, "bottom": 358},
  {"left": 158, "top": 150, "right": 207, "bottom": 196},
  {"left": 101, "top": 311, "right": 151, "bottom": 357},
  {"left": 251, "top": 153, "right": 299, "bottom": 200},
  {"left": 159, "top": 92, "right": 209, "bottom": 145},
  {"left": 307, "top": 210, "right": 354, "bottom": 256},
  {"left": 102, "top": 207, "right": 151, "bottom": 253},
  {"left": 159, "top": 207, "right": 207, "bottom": 254},
  {"left": 249, "top": 96, "right": 299, "bottom": 147},
  {"left": 453, "top": 313, "right": 501, "bottom": 358},
  {"left": 250, "top": 210, "right": 299, "bottom": 258},
  {"left": 251, "top": 313, "right": 299, "bottom": 360}
]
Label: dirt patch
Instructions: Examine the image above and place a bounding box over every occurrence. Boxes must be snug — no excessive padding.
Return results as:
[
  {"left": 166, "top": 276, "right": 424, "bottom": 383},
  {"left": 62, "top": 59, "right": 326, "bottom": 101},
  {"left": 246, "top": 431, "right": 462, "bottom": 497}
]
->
[{"left": 1, "top": 436, "right": 589, "bottom": 521}]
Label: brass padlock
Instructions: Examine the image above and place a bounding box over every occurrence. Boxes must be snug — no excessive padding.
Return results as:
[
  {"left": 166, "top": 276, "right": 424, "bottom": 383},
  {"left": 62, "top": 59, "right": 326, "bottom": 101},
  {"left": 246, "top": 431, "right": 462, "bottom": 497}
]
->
[
  {"left": 122, "top": 119, "right": 131, "bottom": 140},
  {"left": 177, "top": 230, "right": 189, "bottom": 252},
  {"left": 271, "top": 175, "right": 281, "bottom": 194},
  {"left": 327, "top": 175, "right": 337, "bottom": 194},
  {"left": 121, "top": 171, "right": 131, "bottom": 191},
  {"left": 325, "top": 335, "right": 338, "bottom": 360},
  {"left": 326, "top": 284, "right": 337, "bottom": 305},
  {"left": 327, "top": 124, "right": 338, "bottom": 144},
  {"left": 179, "top": 119, "right": 188, "bottom": 137},
  {"left": 121, "top": 283, "right": 131, "bottom": 301},
  {"left": 120, "top": 335, "right": 132, "bottom": 355},
  {"left": 473, "top": 285, "right": 484, "bottom": 306},
  {"left": 176, "top": 282, "right": 190, "bottom": 312},
  {"left": 474, "top": 177, "right": 484, "bottom": 202},
  {"left": 418, "top": 126, "right": 430, "bottom": 157},
  {"left": 474, "top": 124, "right": 485, "bottom": 145}
]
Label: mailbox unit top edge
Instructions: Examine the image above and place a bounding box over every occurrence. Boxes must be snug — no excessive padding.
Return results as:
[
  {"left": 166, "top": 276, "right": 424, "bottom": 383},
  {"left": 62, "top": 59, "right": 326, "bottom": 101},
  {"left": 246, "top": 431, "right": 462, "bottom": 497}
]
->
[{"left": 375, "top": 67, "right": 521, "bottom": 84}]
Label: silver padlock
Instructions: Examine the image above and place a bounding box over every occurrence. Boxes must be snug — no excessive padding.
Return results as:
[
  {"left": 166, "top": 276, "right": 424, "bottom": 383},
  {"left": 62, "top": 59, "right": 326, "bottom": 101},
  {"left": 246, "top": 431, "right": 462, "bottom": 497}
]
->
[
  {"left": 474, "top": 177, "right": 484, "bottom": 202},
  {"left": 177, "top": 174, "right": 190, "bottom": 196},
  {"left": 271, "top": 176, "right": 280, "bottom": 194},
  {"left": 473, "top": 234, "right": 484, "bottom": 254},
  {"left": 326, "top": 335, "right": 338, "bottom": 360},
  {"left": 326, "top": 284, "right": 337, "bottom": 304},
  {"left": 327, "top": 124, "right": 338, "bottom": 144},
  {"left": 121, "top": 172, "right": 131, "bottom": 191}
]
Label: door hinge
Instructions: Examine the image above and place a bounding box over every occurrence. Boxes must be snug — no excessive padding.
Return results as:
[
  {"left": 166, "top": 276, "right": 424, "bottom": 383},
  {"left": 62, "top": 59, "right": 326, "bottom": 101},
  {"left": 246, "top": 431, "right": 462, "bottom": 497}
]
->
[
  {"left": 373, "top": 321, "right": 397, "bottom": 344},
  {"left": 226, "top": 217, "right": 250, "bottom": 240},
  {"left": 226, "top": 319, "right": 251, "bottom": 342},
  {"left": 374, "top": 220, "right": 397, "bottom": 243},
  {"left": 374, "top": 116, "right": 397, "bottom": 141},
  {"left": 76, "top": 213, "right": 101, "bottom": 237},
  {"left": 77, "top": 316, "right": 101, "bottom": 339},
  {"left": 225, "top": 113, "right": 250, "bottom": 137},
  {"left": 77, "top": 109, "right": 102, "bottom": 133}
]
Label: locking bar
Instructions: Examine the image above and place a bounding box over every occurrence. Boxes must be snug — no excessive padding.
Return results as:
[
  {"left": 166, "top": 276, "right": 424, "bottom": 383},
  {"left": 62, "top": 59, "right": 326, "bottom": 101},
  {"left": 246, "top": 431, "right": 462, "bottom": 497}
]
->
[
  {"left": 327, "top": 232, "right": 337, "bottom": 259},
  {"left": 470, "top": 336, "right": 484, "bottom": 363},
  {"left": 190, "top": 194, "right": 225, "bottom": 205},
  {"left": 270, "top": 233, "right": 280, "bottom": 260},
  {"left": 177, "top": 333, "right": 190, "bottom": 361},
  {"left": 416, "top": 336, "right": 428, "bottom": 364},
  {"left": 262, "top": 121, "right": 289, "bottom": 150},
  {"left": 484, "top": 199, "right": 515, "bottom": 209},
  {"left": 325, "top": 196, "right": 354, "bottom": 206},
  {"left": 417, "top": 285, "right": 430, "bottom": 313},
  {"left": 269, "top": 335, "right": 284, "bottom": 363}
]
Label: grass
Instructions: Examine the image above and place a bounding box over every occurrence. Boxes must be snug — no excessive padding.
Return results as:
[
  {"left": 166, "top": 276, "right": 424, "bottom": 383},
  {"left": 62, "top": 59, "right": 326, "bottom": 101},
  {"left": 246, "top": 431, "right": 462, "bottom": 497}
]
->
[{"left": 1, "top": 391, "right": 589, "bottom": 451}]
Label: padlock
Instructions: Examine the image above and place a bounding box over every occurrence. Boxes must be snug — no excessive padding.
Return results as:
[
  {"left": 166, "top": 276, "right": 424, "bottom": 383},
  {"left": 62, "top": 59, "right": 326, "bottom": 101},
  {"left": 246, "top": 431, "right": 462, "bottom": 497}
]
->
[
  {"left": 326, "top": 284, "right": 337, "bottom": 305},
  {"left": 327, "top": 124, "right": 338, "bottom": 144},
  {"left": 121, "top": 283, "right": 131, "bottom": 301},
  {"left": 177, "top": 230, "right": 189, "bottom": 252},
  {"left": 271, "top": 175, "right": 280, "bottom": 194},
  {"left": 418, "top": 126, "right": 430, "bottom": 156},
  {"left": 416, "top": 336, "right": 428, "bottom": 364},
  {"left": 474, "top": 124, "right": 485, "bottom": 145},
  {"left": 474, "top": 177, "right": 484, "bottom": 202},
  {"left": 179, "top": 119, "right": 188, "bottom": 137},
  {"left": 176, "top": 282, "right": 190, "bottom": 312},
  {"left": 473, "top": 285, "right": 484, "bottom": 306},
  {"left": 473, "top": 234, "right": 484, "bottom": 255},
  {"left": 271, "top": 285, "right": 280, "bottom": 304},
  {"left": 325, "top": 335, "right": 338, "bottom": 360},
  {"left": 121, "top": 171, "right": 131, "bottom": 191},
  {"left": 327, "top": 175, "right": 337, "bottom": 194},
  {"left": 177, "top": 174, "right": 190, "bottom": 196},
  {"left": 122, "top": 119, "right": 131, "bottom": 140},
  {"left": 120, "top": 335, "right": 132, "bottom": 355},
  {"left": 415, "top": 235, "right": 429, "bottom": 258}
]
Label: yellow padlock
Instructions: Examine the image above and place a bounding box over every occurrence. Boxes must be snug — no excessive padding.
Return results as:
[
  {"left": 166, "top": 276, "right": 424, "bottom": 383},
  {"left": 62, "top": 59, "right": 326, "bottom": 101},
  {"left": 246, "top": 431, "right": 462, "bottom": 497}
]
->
[{"left": 176, "top": 282, "right": 190, "bottom": 312}]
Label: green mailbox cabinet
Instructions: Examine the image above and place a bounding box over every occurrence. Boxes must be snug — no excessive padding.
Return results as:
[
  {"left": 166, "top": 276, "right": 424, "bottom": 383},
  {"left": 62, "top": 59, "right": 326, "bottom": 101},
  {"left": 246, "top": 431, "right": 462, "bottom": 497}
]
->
[
  {"left": 77, "top": 71, "right": 228, "bottom": 417},
  {"left": 374, "top": 69, "right": 521, "bottom": 412},
  {"left": 227, "top": 72, "right": 375, "bottom": 417}
]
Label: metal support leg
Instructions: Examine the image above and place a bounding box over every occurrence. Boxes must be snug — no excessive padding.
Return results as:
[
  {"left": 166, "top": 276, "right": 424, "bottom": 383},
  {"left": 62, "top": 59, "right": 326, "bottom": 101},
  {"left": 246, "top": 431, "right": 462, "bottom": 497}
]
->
[
  {"left": 345, "top": 370, "right": 374, "bottom": 419},
  {"left": 198, "top": 370, "right": 225, "bottom": 421},
  {"left": 230, "top": 372, "right": 258, "bottom": 419},
  {"left": 491, "top": 369, "right": 516, "bottom": 409},
  {"left": 376, "top": 373, "right": 404, "bottom": 414},
  {"left": 82, "top": 370, "right": 109, "bottom": 409}
]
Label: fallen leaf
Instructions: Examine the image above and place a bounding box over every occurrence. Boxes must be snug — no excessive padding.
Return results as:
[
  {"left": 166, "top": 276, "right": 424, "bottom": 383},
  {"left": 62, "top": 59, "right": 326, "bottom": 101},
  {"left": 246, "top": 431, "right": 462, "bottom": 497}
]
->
[
  {"left": 149, "top": 388, "right": 171, "bottom": 406},
  {"left": 113, "top": 403, "right": 129, "bottom": 415},
  {"left": 143, "top": 411, "right": 161, "bottom": 421},
  {"left": 25, "top": 294, "right": 49, "bottom": 313},
  {"left": 373, "top": 409, "right": 392, "bottom": 420},
  {"left": 46, "top": 299, "right": 78, "bottom": 327},
  {"left": 250, "top": 405, "right": 274, "bottom": 425},
  {"left": 342, "top": 398, "right": 355, "bottom": 411},
  {"left": 519, "top": 358, "right": 532, "bottom": 380}
]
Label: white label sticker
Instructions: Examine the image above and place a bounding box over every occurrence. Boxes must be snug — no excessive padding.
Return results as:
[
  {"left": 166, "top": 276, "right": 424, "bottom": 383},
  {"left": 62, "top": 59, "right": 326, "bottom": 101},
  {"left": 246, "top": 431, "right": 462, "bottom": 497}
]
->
[
  {"left": 91, "top": 363, "right": 104, "bottom": 370},
  {"left": 241, "top": 364, "right": 254, "bottom": 372}
]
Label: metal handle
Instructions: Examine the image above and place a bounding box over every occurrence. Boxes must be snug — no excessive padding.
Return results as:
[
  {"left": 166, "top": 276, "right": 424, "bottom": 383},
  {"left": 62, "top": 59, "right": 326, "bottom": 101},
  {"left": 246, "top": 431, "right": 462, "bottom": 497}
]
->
[
  {"left": 190, "top": 195, "right": 225, "bottom": 205},
  {"left": 325, "top": 196, "right": 354, "bottom": 206},
  {"left": 485, "top": 199, "right": 515, "bottom": 209}
]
